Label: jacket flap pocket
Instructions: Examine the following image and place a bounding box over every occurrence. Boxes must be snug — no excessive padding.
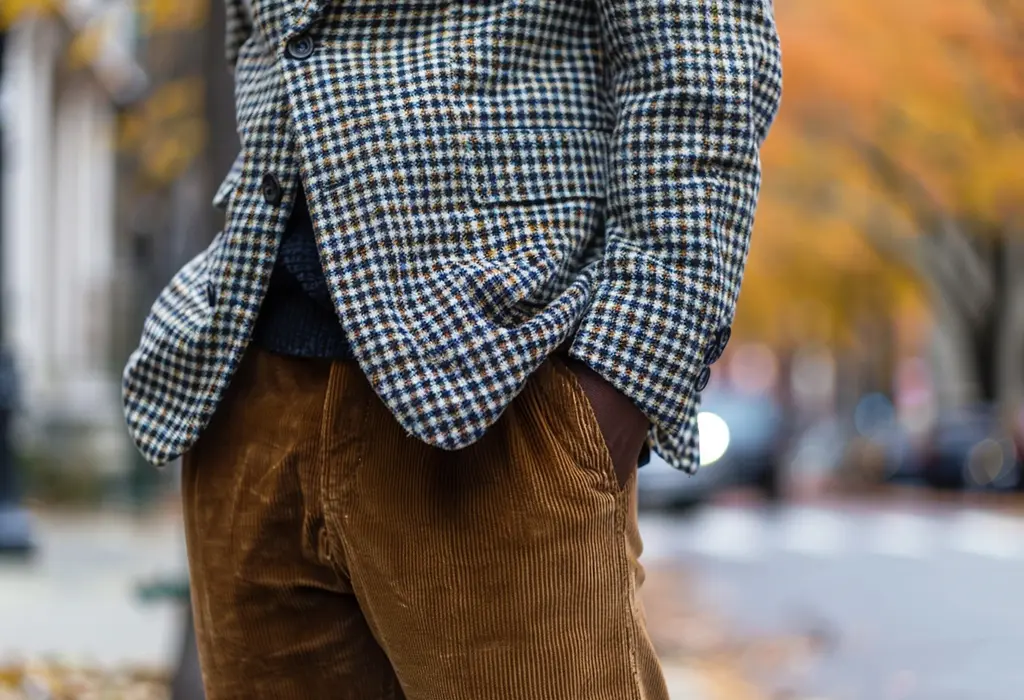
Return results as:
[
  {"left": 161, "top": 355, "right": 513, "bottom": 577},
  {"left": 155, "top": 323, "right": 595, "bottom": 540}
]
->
[{"left": 461, "top": 128, "right": 610, "bottom": 204}]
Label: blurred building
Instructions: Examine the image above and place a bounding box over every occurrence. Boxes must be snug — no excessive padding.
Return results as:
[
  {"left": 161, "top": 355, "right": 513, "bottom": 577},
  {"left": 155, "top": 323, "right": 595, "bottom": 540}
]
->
[{"left": 1, "top": 2, "right": 145, "bottom": 474}]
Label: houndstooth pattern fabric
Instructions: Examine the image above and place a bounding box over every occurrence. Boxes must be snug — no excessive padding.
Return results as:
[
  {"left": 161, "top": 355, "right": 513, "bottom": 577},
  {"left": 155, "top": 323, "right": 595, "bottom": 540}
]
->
[{"left": 122, "top": 0, "right": 783, "bottom": 473}]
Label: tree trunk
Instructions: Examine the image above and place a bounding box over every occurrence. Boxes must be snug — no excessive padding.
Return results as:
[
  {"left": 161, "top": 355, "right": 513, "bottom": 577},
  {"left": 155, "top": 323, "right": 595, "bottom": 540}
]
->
[
  {"left": 969, "top": 304, "right": 1001, "bottom": 404},
  {"left": 966, "top": 235, "right": 1007, "bottom": 406},
  {"left": 930, "top": 233, "right": 1020, "bottom": 410}
]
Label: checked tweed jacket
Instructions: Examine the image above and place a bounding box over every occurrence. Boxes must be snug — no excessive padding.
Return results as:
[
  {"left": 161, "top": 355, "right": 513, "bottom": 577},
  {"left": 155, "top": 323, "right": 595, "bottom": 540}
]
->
[{"left": 122, "top": 0, "right": 783, "bottom": 474}]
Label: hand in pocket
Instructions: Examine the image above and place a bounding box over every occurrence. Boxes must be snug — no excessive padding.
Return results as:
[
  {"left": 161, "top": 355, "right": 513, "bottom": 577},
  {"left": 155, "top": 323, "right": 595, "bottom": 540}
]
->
[{"left": 563, "top": 358, "right": 650, "bottom": 490}]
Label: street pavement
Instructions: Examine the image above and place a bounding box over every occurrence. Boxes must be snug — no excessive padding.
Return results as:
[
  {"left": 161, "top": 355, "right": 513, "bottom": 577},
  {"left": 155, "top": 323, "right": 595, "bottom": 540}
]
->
[
  {"left": 12, "top": 494, "right": 1017, "bottom": 699},
  {"left": 0, "top": 508, "right": 742, "bottom": 700},
  {"left": 640, "top": 496, "right": 1024, "bottom": 699},
  {"left": 0, "top": 510, "right": 186, "bottom": 670}
]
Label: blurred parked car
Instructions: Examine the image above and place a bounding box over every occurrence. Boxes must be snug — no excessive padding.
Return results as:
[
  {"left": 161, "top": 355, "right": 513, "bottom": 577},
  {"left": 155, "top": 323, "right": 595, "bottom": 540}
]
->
[
  {"left": 918, "top": 406, "right": 1023, "bottom": 491},
  {"left": 638, "top": 388, "right": 786, "bottom": 510},
  {"left": 841, "top": 423, "right": 921, "bottom": 488},
  {"left": 848, "top": 403, "right": 1024, "bottom": 492},
  {"left": 785, "top": 416, "right": 850, "bottom": 486}
]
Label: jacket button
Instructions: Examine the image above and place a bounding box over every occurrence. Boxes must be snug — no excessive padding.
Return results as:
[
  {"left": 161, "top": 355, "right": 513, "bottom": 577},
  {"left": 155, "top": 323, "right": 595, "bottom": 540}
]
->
[
  {"left": 705, "top": 325, "right": 732, "bottom": 365},
  {"left": 261, "top": 173, "right": 283, "bottom": 205},
  {"left": 205, "top": 282, "right": 217, "bottom": 307},
  {"left": 285, "top": 33, "right": 315, "bottom": 60},
  {"left": 695, "top": 365, "right": 712, "bottom": 393}
]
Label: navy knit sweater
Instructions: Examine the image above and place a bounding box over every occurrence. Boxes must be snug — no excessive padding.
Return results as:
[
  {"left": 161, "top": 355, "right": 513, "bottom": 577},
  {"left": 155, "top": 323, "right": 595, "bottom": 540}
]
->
[{"left": 250, "top": 184, "right": 355, "bottom": 359}]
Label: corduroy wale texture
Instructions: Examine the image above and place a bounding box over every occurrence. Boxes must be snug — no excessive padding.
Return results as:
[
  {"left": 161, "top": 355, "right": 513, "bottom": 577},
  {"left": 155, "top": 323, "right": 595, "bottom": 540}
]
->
[
  {"left": 122, "top": 0, "right": 783, "bottom": 475},
  {"left": 183, "top": 347, "right": 669, "bottom": 700}
]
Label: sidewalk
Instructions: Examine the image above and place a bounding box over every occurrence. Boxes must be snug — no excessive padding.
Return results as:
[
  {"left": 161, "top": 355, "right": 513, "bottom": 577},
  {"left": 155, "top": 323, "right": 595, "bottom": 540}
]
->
[
  {"left": 642, "top": 564, "right": 766, "bottom": 700},
  {"left": 0, "top": 509, "right": 186, "bottom": 670},
  {"left": 0, "top": 508, "right": 759, "bottom": 700}
]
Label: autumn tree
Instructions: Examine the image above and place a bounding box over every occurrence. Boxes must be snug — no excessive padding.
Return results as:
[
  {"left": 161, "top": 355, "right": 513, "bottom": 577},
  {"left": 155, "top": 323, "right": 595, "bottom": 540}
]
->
[
  {"left": 116, "top": 0, "right": 236, "bottom": 324},
  {"left": 744, "top": 0, "right": 1023, "bottom": 408},
  {"left": 113, "top": 0, "right": 237, "bottom": 502}
]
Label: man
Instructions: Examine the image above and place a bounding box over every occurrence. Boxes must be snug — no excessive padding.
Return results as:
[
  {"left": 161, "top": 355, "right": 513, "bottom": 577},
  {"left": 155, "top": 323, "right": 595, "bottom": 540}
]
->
[{"left": 123, "top": 1, "right": 782, "bottom": 698}]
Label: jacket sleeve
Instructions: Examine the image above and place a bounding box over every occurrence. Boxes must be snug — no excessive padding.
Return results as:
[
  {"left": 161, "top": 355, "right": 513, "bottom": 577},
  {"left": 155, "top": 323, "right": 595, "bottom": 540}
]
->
[{"left": 567, "top": 0, "right": 783, "bottom": 472}]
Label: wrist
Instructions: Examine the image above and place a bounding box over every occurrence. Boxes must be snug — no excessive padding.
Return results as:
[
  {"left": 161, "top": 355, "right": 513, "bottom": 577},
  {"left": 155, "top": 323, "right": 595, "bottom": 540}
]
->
[{"left": 563, "top": 356, "right": 650, "bottom": 431}]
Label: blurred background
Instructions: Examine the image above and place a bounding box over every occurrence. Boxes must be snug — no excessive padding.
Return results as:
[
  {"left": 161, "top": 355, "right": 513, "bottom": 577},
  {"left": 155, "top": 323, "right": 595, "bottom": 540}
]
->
[{"left": 0, "top": 0, "right": 1021, "bottom": 698}]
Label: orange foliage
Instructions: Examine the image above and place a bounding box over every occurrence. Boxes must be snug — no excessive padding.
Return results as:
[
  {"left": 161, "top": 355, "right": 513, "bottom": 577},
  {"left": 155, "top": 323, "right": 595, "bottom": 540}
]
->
[
  {"left": 738, "top": 0, "right": 1023, "bottom": 346},
  {"left": 0, "top": 0, "right": 57, "bottom": 29}
]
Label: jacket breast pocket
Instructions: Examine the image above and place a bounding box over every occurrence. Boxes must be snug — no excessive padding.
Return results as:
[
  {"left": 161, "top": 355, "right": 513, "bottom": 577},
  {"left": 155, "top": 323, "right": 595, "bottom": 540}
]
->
[{"left": 457, "top": 128, "right": 610, "bottom": 205}]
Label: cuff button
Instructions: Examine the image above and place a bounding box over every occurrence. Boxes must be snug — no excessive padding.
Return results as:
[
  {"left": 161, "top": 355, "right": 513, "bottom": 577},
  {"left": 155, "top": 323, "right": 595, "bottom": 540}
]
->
[{"left": 695, "top": 365, "right": 712, "bottom": 393}]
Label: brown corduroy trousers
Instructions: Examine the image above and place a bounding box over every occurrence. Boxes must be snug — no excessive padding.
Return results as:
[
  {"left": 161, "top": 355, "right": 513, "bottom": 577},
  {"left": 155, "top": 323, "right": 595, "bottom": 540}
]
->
[{"left": 182, "top": 347, "right": 670, "bottom": 700}]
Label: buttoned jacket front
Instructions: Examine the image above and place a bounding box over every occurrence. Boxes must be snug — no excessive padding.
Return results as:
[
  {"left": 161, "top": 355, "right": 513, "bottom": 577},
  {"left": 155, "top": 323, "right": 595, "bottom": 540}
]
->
[{"left": 122, "top": 0, "right": 783, "bottom": 473}]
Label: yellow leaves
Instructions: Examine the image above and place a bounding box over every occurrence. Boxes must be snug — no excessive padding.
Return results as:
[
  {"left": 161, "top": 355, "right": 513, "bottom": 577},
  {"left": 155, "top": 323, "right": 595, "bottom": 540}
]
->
[
  {"left": 961, "top": 133, "right": 1024, "bottom": 218},
  {"left": 0, "top": 0, "right": 57, "bottom": 29},
  {"left": 0, "top": 664, "right": 23, "bottom": 687},
  {"left": 136, "top": 0, "right": 209, "bottom": 34},
  {"left": 65, "top": 21, "right": 106, "bottom": 70},
  {"left": 148, "top": 79, "right": 204, "bottom": 120},
  {"left": 118, "top": 78, "right": 208, "bottom": 187},
  {"left": 116, "top": 0, "right": 211, "bottom": 192},
  {"left": 143, "top": 116, "right": 207, "bottom": 184},
  {"left": 0, "top": 659, "right": 170, "bottom": 698}
]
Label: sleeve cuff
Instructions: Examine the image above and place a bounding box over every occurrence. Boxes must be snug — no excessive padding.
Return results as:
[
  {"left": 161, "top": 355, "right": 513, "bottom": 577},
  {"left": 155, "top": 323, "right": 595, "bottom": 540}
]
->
[{"left": 567, "top": 279, "right": 732, "bottom": 474}]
